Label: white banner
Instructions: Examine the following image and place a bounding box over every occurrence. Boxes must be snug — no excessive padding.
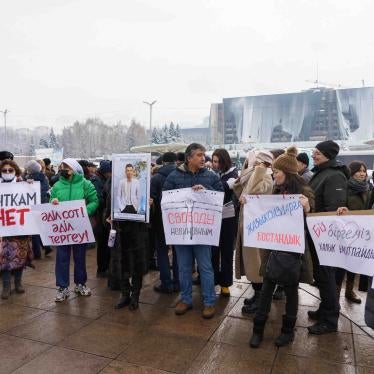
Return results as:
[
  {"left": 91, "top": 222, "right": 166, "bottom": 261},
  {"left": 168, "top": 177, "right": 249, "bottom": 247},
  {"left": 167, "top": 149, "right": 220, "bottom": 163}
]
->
[
  {"left": 0, "top": 182, "right": 41, "bottom": 237},
  {"left": 161, "top": 188, "right": 224, "bottom": 246},
  {"left": 306, "top": 212, "right": 374, "bottom": 277},
  {"left": 243, "top": 194, "right": 305, "bottom": 253},
  {"left": 31, "top": 200, "right": 95, "bottom": 246}
]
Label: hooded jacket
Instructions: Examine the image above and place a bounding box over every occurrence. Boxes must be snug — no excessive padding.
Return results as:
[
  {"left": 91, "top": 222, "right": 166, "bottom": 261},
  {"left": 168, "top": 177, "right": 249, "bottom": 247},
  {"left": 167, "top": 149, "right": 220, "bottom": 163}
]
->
[
  {"left": 309, "top": 159, "right": 349, "bottom": 212},
  {"left": 162, "top": 163, "right": 223, "bottom": 192},
  {"left": 50, "top": 173, "right": 99, "bottom": 216}
]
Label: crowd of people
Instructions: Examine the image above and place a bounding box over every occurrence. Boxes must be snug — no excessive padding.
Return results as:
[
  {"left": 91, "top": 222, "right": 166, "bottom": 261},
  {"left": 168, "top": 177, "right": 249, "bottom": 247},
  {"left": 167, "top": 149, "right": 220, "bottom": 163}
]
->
[{"left": 0, "top": 140, "right": 373, "bottom": 349}]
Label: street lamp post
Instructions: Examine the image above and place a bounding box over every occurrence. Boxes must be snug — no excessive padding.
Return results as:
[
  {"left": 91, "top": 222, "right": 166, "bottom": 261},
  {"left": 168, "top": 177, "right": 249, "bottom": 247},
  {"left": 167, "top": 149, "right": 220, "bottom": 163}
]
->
[
  {"left": 0, "top": 109, "right": 9, "bottom": 146},
  {"left": 143, "top": 100, "right": 157, "bottom": 146}
]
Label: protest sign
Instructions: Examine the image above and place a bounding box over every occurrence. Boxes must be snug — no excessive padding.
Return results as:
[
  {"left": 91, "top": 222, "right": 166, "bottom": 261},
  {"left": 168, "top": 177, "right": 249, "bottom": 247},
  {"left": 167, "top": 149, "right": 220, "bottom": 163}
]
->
[
  {"left": 243, "top": 194, "right": 305, "bottom": 253},
  {"left": 111, "top": 153, "right": 151, "bottom": 223},
  {"left": 0, "top": 182, "right": 40, "bottom": 237},
  {"left": 161, "top": 188, "right": 224, "bottom": 246},
  {"left": 306, "top": 211, "right": 374, "bottom": 277},
  {"left": 31, "top": 200, "right": 95, "bottom": 246}
]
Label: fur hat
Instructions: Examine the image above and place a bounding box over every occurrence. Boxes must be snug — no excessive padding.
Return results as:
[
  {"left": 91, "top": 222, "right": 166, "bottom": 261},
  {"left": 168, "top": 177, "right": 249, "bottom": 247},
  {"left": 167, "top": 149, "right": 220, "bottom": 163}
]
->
[
  {"left": 25, "top": 160, "right": 42, "bottom": 174},
  {"left": 255, "top": 150, "right": 274, "bottom": 165},
  {"left": 315, "top": 140, "right": 339, "bottom": 160},
  {"left": 272, "top": 146, "right": 299, "bottom": 174}
]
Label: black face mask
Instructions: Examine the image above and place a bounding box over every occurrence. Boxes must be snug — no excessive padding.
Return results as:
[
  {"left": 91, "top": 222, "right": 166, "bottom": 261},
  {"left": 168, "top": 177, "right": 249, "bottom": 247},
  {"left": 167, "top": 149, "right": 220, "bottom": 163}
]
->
[{"left": 60, "top": 170, "right": 70, "bottom": 179}]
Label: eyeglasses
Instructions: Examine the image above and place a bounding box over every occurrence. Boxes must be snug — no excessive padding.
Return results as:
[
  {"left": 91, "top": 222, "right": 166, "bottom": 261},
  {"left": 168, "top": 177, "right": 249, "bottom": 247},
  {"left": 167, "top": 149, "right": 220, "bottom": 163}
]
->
[{"left": 1, "top": 168, "right": 14, "bottom": 173}]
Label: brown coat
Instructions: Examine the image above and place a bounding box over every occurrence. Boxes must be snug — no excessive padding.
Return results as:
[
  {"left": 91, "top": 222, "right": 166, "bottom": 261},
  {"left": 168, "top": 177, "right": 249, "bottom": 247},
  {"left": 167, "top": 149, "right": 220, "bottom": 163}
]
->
[{"left": 234, "top": 166, "right": 273, "bottom": 281}]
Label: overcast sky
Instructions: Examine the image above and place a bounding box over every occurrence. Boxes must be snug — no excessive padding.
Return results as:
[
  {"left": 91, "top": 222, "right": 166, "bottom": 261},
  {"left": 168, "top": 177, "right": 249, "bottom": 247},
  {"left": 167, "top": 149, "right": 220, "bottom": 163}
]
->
[{"left": 1, "top": 0, "right": 374, "bottom": 131}]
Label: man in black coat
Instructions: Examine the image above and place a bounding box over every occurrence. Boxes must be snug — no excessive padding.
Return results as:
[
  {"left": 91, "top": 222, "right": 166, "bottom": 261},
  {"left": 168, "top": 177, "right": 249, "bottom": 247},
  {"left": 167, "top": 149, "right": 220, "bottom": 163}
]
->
[
  {"left": 150, "top": 152, "right": 179, "bottom": 293},
  {"left": 307, "top": 140, "right": 349, "bottom": 335}
]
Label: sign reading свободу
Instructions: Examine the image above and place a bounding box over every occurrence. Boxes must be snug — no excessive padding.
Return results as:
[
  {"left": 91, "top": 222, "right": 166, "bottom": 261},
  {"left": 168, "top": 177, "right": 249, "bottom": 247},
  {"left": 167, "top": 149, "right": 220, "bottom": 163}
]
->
[
  {"left": 161, "top": 188, "right": 224, "bottom": 246},
  {"left": 243, "top": 194, "right": 305, "bottom": 253},
  {"left": 306, "top": 211, "right": 374, "bottom": 277},
  {"left": 31, "top": 200, "right": 95, "bottom": 246},
  {"left": 0, "top": 181, "right": 40, "bottom": 237}
]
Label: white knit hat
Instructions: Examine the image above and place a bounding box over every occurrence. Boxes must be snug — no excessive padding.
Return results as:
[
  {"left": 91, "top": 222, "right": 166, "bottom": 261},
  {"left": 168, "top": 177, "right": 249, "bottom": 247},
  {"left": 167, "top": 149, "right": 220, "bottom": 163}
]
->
[{"left": 61, "top": 158, "right": 84, "bottom": 174}]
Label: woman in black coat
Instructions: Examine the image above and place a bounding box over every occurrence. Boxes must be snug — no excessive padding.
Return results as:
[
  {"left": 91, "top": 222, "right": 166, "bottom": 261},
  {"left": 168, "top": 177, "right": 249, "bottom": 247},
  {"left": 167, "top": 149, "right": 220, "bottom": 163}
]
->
[{"left": 211, "top": 149, "right": 239, "bottom": 297}]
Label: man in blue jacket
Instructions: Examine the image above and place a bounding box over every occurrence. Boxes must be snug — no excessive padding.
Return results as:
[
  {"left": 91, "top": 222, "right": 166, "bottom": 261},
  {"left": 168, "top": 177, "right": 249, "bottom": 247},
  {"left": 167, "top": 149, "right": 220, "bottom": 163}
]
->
[{"left": 163, "top": 143, "right": 223, "bottom": 319}]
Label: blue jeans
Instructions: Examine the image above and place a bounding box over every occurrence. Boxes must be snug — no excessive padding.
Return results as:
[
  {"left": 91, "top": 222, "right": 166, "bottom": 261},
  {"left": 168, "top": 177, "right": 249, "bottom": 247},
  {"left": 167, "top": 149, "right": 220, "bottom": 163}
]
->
[
  {"left": 55, "top": 244, "right": 88, "bottom": 288},
  {"left": 174, "top": 245, "right": 216, "bottom": 306},
  {"left": 155, "top": 233, "right": 179, "bottom": 289}
]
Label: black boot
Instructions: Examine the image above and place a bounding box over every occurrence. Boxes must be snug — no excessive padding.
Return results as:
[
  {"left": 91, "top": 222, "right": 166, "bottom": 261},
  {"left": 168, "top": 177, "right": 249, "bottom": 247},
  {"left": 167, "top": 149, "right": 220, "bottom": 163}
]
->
[
  {"left": 273, "top": 285, "right": 285, "bottom": 300},
  {"left": 15, "top": 277, "right": 25, "bottom": 294},
  {"left": 249, "top": 316, "right": 267, "bottom": 348},
  {"left": 129, "top": 275, "right": 142, "bottom": 311},
  {"left": 115, "top": 279, "right": 131, "bottom": 309},
  {"left": 1, "top": 281, "right": 11, "bottom": 300},
  {"left": 242, "top": 291, "right": 260, "bottom": 314},
  {"left": 274, "top": 315, "right": 296, "bottom": 347}
]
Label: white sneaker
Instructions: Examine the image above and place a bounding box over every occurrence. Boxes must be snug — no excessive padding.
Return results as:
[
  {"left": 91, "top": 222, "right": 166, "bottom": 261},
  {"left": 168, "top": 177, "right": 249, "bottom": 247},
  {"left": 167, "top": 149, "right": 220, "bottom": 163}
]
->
[
  {"left": 55, "top": 287, "right": 70, "bottom": 302},
  {"left": 74, "top": 284, "right": 91, "bottom": 296}
]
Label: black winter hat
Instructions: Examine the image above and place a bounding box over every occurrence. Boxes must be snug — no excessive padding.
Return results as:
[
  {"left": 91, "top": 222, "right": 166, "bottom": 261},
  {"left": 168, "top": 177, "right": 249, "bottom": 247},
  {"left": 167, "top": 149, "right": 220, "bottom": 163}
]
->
[
  {"left": 296, "top": 152, "right": 309, "bottom": 167},
  {"left": 315, "top": 140, "right": 340, "bottom": 160},
  {"left": 162, "top": 152, "right": 177, "bottom": 163},
  {"left": 0, "top": 151, "right": 14, "bottom": 161}
]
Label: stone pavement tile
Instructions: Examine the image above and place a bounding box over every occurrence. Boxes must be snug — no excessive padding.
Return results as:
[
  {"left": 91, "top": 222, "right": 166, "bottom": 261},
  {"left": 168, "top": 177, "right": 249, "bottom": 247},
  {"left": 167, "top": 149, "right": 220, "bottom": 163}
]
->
[
  {"left": 340, "top": 295, "right": 367, "bottom": 326},
  {"left": 7, "top": 311, "right": 91, "bottom": 344},
  {"left": 352, "top": 324, "right": 374, "bottom": 339},
  {"left": 22, "top": 269, "right": 56, "bottom": 288},
  {"left": 51, "top": 294, "right": 113, "bottom": 319},
  {"left": 272, "top": 352, "right": 356, "bottom": 374},
  {"left": 59, "top": 320, "right": 137, "bottom": 358},
  {"left": 297, "top": 288, "right": 320, "bottom": 307},
  {"left": 12, "top": 346, "right": 110, "bottom": 374},
  {"left": 97, "top": 303, "right": 164, "bottom": 329},
  {"left": 186, "top": 342, "right": 275, "bottom": 374},
  {"left": 356, "top": 367, "right": 374, "bottom": 374},
  {"left": 281, "top": 327, "right": 355, "bottom": 365},
  {"left": 139, "top": 285, "right": 180, "bottom": 306},
  {"left": 118, "top": 331, "right": 206, "bottom": 373},
  {"left": 0, "top": 334, "right": 51, "bottom": 374},
  {"left": 101, "top": 360, "right": 171, "bottom": 374},
  {"left": 353, "top": 333, "right": 374, "bottom": 368},
  {"left": 10, "top": 284, "right": 67, "bottom": 310},
  {"left": 0, "top": 303, "right": 45, "bottom": 333},
  {"left": 210, "top": 316, "right": 278, "bottom": 352},
  {"left": 148, "top": 307, "right": 224, "bottom": 340}
]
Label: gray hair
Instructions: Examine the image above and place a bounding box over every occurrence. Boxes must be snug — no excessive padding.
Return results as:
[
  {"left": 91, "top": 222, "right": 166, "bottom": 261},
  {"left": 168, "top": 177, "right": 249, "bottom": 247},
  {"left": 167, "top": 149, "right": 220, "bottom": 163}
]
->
[{"left": 185, "top": 143, "right": 206, "bottom": 162}]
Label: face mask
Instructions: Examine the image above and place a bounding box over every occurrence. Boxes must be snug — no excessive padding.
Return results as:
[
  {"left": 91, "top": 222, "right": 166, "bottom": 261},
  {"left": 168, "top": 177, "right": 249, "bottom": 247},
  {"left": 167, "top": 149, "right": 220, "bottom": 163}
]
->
[
  {"left": 60, "top": 170, "right": 71, "bottom": 179},
  {"left": 1, "top": 172, "right": 16, "bottom": 181}
]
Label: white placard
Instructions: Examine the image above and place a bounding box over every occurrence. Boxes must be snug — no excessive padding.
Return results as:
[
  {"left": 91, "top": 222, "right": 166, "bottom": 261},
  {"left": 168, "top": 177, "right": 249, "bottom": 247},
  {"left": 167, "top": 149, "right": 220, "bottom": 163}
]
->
[
  {"left": 243, "top": 194, "right": 305, "bottom": 253},
  {"left": 161, "top": 188, "right": 224, "bottom": 246},
  {"left": 31, "top": 200, "right": 95, "bottom": 246},
  {"left": 0, "top": 182, "right": 40, "bottom": 237},
  {"left": 307, "top": 213, "right": 374, "bottom": 277}
]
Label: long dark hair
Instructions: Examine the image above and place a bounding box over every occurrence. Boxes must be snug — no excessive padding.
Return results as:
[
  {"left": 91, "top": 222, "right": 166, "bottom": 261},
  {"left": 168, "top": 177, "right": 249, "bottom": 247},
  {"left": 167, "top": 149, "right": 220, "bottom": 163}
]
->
[
  {"left": 212, "top": 148, "right": 232, "bottom": 173},
  {"left": 273, "top": 172, "right": 307, "bottom": 194}
]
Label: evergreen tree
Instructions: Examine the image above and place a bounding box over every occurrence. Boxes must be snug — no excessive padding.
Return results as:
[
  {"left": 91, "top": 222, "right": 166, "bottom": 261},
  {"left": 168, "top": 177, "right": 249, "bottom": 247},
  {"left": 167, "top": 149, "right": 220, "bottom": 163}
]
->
[
  {"left": 48, "top": 128, "right": 58, "bottom": 149},
  {"left": 169, "top": 121, "right": 176, "bottom": 142},
  {"left": 175, "top": 123, "right": 182, "bottom": 141}
]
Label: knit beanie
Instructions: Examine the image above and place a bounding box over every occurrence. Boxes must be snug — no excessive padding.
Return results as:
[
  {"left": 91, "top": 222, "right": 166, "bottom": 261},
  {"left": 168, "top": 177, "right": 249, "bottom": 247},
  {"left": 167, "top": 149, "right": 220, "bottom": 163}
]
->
[
  {"left": 315, "top": 140, "right": 339, "bottom": 160},
  {"left": 25, "top": 160, "right": 42, "bottom": 174},
  {"left": 98, "top": 160, "right": 112, "bottom": 174},
  {"left": 61, "top": 158, "right": 84, "bottom": 174},
  {"left": 255, "top": 150, "right": 273, "bottom": 165},
  {"left": 272, "top": 146, "right": 299, "bottom": 174},
  {"left": 296, "top": 152, "right": 309, "bottom": 167}
]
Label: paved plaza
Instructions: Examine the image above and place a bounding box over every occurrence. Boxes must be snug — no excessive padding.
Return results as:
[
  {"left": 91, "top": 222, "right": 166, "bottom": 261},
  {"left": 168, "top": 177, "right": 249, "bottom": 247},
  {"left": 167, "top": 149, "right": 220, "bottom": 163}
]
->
[{"left": 0, "top": 248, "right": 372, "bottom": 374}]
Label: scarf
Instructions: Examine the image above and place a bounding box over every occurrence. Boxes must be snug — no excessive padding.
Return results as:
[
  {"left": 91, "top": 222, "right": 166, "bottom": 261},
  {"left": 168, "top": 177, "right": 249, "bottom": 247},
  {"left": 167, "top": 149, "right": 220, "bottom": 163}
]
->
[{"left": 347, "top": 178, "right": 369, "bottom": 194}]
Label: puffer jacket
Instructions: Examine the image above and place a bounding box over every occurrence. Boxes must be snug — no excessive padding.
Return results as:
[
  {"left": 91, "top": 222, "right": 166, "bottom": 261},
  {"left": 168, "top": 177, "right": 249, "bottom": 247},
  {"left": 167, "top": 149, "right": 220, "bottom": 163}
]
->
[
  {"left": 309, "top": 158, "right": 349, "bottom": 212},
  {"left": 50, "top": 173, "right": 99, "bottom": 216},
  {"left": 162, "top": 164, "right": 223, "bottom": 192}
]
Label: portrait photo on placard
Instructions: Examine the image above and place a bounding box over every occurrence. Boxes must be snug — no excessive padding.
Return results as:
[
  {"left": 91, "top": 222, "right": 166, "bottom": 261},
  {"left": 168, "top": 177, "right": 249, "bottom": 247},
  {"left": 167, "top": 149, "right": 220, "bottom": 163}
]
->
[{"left": 111, "top": 153, "right": 151, "bottom": 222}]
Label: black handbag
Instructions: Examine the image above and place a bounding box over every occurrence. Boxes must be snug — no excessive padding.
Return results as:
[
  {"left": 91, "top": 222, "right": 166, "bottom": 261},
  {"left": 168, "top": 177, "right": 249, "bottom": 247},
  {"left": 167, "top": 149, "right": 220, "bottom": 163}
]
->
[{"left": 265, "top": 251, "right": 302, "bottom": 286}]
